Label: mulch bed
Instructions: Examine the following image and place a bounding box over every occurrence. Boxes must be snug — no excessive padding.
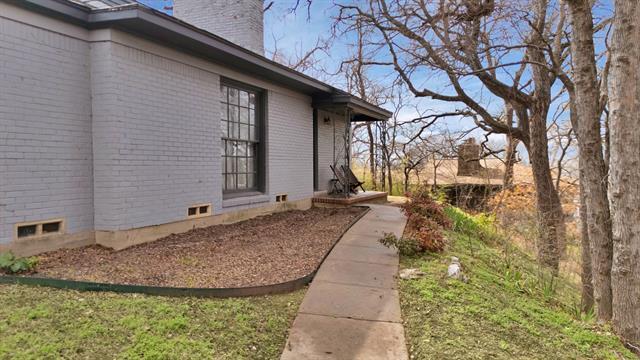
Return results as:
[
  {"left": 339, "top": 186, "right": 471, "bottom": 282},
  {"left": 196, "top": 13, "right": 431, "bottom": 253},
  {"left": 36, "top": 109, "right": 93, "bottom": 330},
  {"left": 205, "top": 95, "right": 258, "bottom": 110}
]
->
[{"left": 31, "top": 207, "right": 367, "bottom": 288}]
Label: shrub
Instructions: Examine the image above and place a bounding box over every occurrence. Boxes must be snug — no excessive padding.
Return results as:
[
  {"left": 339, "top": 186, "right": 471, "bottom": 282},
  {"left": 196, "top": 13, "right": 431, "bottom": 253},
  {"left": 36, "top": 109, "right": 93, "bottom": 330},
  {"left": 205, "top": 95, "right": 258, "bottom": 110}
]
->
[
  {"left": 0, "top": 252, "right": 38, "bottom": 274},
  {"left": 379, "top": 233, "right": 421, "bottom": 256},
  {"left": 405, "top": 216, "right": 448, "bottom": 253},
  {"left": 401, "top": 190, "right": 452, "bottom": 230},
  {"left": 380, "top": 189, "right": 451, "bottom": 254}
]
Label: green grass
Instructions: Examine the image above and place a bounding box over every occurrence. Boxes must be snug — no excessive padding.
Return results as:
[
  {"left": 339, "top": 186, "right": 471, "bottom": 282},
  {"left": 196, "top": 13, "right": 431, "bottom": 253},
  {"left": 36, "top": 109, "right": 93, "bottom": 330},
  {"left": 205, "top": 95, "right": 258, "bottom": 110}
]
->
[
  {"left": 0, "top": 285, "right": 304, "bottom": 359},
  {"left": 399, "top": 207, "right": 635, "bottom": 360}
]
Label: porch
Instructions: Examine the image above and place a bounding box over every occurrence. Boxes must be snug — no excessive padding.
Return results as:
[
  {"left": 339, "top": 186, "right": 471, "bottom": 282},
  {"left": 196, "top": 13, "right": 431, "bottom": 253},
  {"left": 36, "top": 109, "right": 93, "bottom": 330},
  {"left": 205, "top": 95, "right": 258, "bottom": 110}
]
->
[{"left": 312, "top": 191, "right": 388, "bottom": 206}]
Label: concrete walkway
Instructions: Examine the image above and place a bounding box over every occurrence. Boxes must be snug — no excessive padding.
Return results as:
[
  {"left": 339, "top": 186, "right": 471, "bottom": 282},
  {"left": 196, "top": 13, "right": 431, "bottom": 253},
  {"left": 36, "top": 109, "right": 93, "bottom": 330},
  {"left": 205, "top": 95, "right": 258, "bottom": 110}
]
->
[{"left": 281, "top": 204, "right": 409, "bottom": 360}]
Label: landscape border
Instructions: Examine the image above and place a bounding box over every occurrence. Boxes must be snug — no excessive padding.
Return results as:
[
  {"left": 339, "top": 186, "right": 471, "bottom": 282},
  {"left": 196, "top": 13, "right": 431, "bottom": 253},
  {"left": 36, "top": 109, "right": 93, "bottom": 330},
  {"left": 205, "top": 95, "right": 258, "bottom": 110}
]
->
[{"left": 0, "top": 206, "right": 371, "bottom": 298}]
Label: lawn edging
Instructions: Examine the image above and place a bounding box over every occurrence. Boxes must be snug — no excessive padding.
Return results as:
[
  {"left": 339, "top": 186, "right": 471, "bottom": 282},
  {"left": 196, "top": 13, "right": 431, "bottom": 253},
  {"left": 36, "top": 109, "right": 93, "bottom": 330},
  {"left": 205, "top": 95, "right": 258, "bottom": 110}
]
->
[{"left": 0, "top": 206, "right": 371, "bottom": 298}]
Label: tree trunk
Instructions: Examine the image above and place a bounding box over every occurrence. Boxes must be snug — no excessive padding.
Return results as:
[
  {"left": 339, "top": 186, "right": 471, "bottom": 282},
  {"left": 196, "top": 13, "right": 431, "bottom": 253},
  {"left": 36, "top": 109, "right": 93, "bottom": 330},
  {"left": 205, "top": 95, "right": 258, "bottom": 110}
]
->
[
  {"left": 403, "top": 168, "right": 410, "bottom": 193},
  {"left": 503, "top": 133, "right": 518, "bottom": 187},
  {"left": 367, "top": 124, "right": 377, "bottom": 190},
  {"left": 567, "top": 0, "right": 613, "bottom": 321},
  {"left": 609, "top": 0, "right": 640, "bottom": 345},
  {"left": 579, "top": 166, "right": 595, "bottom": 313},
  {"left": 566, "top": 76, "right": 595, "bottom": 314},
  {"left": 525, "top": 102, "right": 566, "bottom": 272},
  {"left": 526, "top": 13, "right": 567, "bottom": 271},
  {"left": 387, "top": 157, "right": 393, "bottom": 195}
]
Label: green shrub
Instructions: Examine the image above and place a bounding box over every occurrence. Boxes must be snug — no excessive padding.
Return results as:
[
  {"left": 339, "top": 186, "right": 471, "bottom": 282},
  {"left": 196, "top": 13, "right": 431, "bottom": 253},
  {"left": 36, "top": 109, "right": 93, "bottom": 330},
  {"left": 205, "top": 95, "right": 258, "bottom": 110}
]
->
[{"left": 0, "top": 252, "right": 38, "bottom": 274}]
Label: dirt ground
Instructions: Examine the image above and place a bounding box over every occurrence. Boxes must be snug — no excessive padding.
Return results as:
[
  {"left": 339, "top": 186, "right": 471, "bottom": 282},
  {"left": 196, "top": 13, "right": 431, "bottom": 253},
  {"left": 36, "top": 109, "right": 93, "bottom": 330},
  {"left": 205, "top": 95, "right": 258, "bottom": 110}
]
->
[{"left": 32, "top": 207, "right": 367, "bottom": 288}]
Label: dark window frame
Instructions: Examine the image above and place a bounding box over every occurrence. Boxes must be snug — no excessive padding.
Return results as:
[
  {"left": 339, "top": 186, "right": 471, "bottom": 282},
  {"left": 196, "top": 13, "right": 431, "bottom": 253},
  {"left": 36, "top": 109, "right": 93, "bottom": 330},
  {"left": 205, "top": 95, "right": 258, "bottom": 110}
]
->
[{"left": 220, "top": 78, "right": 266, "bottom": 198}]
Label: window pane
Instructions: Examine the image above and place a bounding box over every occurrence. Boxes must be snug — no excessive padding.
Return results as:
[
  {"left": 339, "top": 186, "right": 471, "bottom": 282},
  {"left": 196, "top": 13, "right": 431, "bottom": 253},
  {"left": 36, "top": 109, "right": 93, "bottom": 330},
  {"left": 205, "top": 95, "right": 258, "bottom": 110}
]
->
[
  {"left": 240, "top": 91, "right": 249, "bottom": 107},
  {"left": 249, "top": 93, "right": 256, "bottom": 109},
  {"left": 237, "top": 157, "right": 247, "bottom": 173},
  {"left": 226, "top": 141, "right": 236, "bottom": 156},
  {"left": 226, "top": 157, "right": 236, "bottom": 173},
  {"left": 237, "top": 142, "right": 247, "bottom": 156},
  {"left": 230, "top": 122, "right": 238, "bottom": 139},
  {"left": 247, "top": 173, "right": 255, "bottom": 189},
  {"left": 240, "top": 124, "right": 249, "bottom": 140},
  {"left": 249, "top": 109, "right": 255, "bottom": 125},
  {"left": 247, "top": 157, "right": 254, "bottom": 173},
  {"left": 221, "top": 85, "right": 228, "bottom": 99},
  {"left": 229, "top": 88, "right": 239, "bottom": 104},
  {"left": 249, "top": 125, "right": 257, "bottom": 141},
  {"left": 226, "top": 174, "right": 236, "bottom": 189},
  {"left": 240, "top": 107, "right": 249, "bottom": 124},
  {"left": 248, "top": 144, "right": 255, "bottom": 157},
  {"left": 237, "top": 174, "right": 247, "bottom": 189},
  {"left": 229, "top": 106, "right": 239, "bottom": 123}
]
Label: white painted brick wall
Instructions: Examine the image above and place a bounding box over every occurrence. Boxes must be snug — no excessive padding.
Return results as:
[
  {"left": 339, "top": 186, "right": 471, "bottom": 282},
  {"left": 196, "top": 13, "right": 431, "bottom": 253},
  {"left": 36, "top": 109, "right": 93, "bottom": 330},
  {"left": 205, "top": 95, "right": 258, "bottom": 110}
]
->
[
  {"left": 92, "top": 42, "right": 220, "bottom": 230},
  {"left": 91, "top": 41, "right": 315, "bottom": 228},
  {"left": 0, "top": 17, "right": 93, "bottom": 244},
  {"left": 0, "top": 12, "right": 342, "bottom": 243},
  {"left": 173, "top": 0, "right": 265, "bottom": 55},
  {"left": 266, "top": 90, "right": 314, "bottom": 201}
]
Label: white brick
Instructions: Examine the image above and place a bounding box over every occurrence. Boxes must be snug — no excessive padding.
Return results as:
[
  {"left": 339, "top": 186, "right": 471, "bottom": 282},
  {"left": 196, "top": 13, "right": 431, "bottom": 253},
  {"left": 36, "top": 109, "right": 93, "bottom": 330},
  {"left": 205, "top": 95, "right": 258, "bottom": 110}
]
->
[{"left": 0, "top": 17, "right": 93, "bottom": 244}]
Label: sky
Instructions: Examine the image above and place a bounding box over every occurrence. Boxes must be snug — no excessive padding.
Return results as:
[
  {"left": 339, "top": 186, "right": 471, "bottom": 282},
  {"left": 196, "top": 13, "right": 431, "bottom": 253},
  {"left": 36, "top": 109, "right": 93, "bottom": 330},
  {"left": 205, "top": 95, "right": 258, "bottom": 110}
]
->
[{"left": 136, "top": 0, "right": 613, "bottom": 168}]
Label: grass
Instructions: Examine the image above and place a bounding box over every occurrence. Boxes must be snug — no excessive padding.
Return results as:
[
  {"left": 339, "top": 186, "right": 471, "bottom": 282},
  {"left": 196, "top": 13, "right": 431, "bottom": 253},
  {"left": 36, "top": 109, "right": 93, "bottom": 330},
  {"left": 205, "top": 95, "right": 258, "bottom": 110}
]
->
[
  {"left": 0, "top": 285, "right": 304, "bottom": 359},
  {"left": 399, "top": 206, "right": 635, "bottom": 360}
]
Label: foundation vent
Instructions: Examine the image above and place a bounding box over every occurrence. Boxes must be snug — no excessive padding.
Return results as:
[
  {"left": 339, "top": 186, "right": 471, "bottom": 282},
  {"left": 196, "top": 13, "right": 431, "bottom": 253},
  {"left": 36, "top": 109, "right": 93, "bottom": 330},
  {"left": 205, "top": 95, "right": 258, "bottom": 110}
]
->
[
  {"left": 187, "top": 204, "right": 212, "bottom": 218},
  {"left": 275, "top": 194, "right": 288, "bottom": 203},
  {"left": 15, "top": 219, "right": 64, "bottom": 239}
]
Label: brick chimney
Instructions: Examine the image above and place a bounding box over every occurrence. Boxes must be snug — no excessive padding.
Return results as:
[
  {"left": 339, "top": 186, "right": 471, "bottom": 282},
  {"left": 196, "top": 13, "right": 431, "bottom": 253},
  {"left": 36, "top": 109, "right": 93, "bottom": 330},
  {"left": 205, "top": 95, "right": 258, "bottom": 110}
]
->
[
  {"left": 457, "top": 138, "right": 483, "bottom": 176},
  {"left": 173, "top": 0, "right": 265, "bottom": 55}
]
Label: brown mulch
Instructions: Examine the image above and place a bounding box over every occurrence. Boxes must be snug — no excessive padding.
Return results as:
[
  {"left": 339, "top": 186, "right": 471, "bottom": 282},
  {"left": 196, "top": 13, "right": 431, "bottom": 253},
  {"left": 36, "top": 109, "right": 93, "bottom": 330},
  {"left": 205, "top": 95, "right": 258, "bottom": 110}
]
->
[{"left": 32, "top": 207, "right": 367, "bottom": 288}]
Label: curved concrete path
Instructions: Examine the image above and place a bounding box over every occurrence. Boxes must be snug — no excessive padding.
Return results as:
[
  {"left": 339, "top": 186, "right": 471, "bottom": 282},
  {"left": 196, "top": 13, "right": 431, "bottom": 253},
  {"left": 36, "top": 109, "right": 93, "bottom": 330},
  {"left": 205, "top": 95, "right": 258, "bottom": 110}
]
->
[{"left": 281, "top": 204, "right": 408, "bottom": 360}]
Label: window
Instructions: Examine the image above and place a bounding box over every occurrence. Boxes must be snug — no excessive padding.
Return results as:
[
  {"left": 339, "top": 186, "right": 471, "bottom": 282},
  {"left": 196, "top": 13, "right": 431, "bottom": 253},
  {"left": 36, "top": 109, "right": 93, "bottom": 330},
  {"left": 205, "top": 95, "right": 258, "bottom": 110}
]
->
[{"left": 221, "top": 82, "right": 261, "bottom": 194}]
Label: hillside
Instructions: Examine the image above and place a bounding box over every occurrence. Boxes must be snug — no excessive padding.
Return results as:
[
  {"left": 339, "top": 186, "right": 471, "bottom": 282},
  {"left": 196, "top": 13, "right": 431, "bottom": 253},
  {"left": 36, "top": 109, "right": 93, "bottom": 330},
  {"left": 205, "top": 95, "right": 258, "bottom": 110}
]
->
[{"left": 398, "top": 207, "right": 634, "bottom": 359}]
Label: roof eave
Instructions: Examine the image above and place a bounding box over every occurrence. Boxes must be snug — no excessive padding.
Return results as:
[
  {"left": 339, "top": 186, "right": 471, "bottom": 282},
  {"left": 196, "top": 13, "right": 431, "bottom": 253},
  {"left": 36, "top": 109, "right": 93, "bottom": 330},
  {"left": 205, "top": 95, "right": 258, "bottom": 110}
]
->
[
  {"left": 88, "top": 6, "right": 334, "bottom": 95},
  {"left": 313, "top": 94, "right": 392, "bottom": 121}
]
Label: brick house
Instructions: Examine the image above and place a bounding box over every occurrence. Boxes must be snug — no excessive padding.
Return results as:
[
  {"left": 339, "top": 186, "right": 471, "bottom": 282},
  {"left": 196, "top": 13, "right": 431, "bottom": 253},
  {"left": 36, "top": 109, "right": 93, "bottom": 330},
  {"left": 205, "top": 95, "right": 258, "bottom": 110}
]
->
[{"left": 0, "top": 0, "right": 390, "bottom": 255}]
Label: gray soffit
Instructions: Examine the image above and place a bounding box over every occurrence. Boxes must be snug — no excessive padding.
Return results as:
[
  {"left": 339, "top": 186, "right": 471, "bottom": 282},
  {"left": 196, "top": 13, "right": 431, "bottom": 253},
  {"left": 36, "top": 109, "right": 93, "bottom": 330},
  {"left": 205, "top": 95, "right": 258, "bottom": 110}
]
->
[
  {"left": 68, "top": 0, "right": 137, "bottom": 10},
  {"left": 312, "top": 92, "right": 392, "bottom": 122},
  {"left": 7, "top": 0, "right": 391, "bottom": 121}
]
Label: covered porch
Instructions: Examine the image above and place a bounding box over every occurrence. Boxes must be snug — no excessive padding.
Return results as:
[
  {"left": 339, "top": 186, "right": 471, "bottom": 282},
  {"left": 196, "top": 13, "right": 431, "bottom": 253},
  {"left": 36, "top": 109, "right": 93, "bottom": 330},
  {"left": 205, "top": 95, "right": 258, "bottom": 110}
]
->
[
  {"left": 312, "top": 92, "right": 391, "bottom": 198},
  {"left": 312, "top": 191, "right": 388, "bottom": 206}
]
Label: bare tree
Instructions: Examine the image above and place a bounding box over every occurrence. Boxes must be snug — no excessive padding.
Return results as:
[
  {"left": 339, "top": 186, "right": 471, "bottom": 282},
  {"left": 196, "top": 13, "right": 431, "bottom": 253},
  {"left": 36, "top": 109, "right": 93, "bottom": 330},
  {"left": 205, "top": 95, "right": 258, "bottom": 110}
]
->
[
  {"left": 607, "top": 0, "right": 640, "bottom": 347},
  {"left": 563, "top": 0, "right": 613, "bottom": 320},
  {"left": 335, "top": 0, "right": 569, "bottom": 270},
  {"left": 268, "top": 36, "right": 331, "bottom": 76}
]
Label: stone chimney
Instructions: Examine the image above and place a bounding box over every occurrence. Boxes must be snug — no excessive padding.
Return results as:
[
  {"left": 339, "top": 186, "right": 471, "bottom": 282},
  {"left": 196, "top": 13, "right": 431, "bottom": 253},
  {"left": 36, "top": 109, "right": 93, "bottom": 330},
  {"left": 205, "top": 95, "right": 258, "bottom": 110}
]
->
[
  {"left": 173, "top": 0, "right": 265, "bottom": 55},
  {"left": 457, "top": 138, "right": 483, "bottom": 176}
]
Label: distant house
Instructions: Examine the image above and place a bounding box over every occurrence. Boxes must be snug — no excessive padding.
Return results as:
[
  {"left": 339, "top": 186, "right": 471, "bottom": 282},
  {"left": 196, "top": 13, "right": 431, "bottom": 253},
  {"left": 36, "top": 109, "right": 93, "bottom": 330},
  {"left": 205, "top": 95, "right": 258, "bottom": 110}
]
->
[
  {"left": 426, "top": 138, "right": 505, "bottom": 186},
  {"left": 424, "top": 139, "right": 505, "bottom": 208},
  {"left": 0, "top": 0, "right": 390, "bottom": 255}
]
